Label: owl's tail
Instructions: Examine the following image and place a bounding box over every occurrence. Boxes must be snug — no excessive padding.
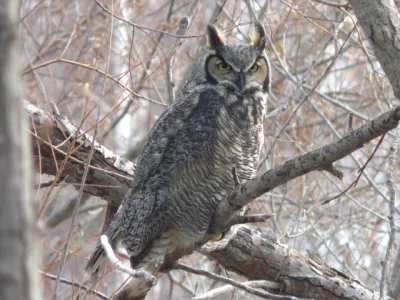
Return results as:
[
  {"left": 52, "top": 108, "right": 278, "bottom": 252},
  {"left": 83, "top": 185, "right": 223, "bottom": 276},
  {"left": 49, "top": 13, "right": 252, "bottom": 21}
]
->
[
  {"left": 84, "top": 241, "right": 107, "bottom": 280},
  {"left": 84, "top": 208, "right": 124, "bottom": 281}
]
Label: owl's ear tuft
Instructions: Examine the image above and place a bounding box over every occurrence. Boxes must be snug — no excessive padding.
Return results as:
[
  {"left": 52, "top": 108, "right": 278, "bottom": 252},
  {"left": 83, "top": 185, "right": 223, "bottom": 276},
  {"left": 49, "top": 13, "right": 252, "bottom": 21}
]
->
[
  {"left": 207, "top": 25, "right": 226, "bottom": 50},
  {"left": 251, "top": 22, "right": 266, "bottom": 51}
]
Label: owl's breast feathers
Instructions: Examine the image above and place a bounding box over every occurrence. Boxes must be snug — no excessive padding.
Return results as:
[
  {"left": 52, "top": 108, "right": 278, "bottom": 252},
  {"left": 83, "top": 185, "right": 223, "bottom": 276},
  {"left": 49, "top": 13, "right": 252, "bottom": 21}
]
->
[{"left": 120, "top": 87, "right": 267, "bottom": 264}]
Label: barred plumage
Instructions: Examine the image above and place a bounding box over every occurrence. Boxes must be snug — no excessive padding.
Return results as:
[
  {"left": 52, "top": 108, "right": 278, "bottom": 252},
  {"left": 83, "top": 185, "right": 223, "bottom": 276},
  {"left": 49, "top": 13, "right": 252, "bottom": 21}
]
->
[{"left": 86, "top": 22, "right": 270, "bottom": 276}]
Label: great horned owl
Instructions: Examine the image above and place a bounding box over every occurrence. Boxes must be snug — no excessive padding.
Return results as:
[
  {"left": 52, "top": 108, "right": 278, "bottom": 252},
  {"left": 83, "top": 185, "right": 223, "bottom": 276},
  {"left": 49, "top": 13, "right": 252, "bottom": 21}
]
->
[{"left": 86, "top": 22, "right": 270, "bottom": 276}]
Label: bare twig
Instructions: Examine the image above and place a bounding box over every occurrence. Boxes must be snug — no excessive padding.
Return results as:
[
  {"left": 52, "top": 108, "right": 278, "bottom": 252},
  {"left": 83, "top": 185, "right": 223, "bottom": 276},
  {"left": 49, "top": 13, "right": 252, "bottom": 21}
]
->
[
  {"left": 44, "top": 193, "right": 91, "bottom": 228},
  {"left": 262, "top": 26, "right": 354, "bottom": 166},
  {"left": 52, "top": 89, "right": 100, "bottom": 300},
  {"left": 52, "top": 21, "right": 112, "bottom": 294},
  {"left": 166, "top": 17, "right": 189, "bottom": 104},
  {"left": 313, "top": 0, "right": 350, "bottom": 8},
  {"left": 22, "top": 58, "right": 166, "bottom": 107},
  {"left": 40, "top": 271, "right": 108, "bottom": 300},
  {"left": 244, "top": 0, "right": 257, "bottom": 22},
  {"left": 93, "top": 0, "right": 203, "bottom": 39},
  {"left": 321, "top": 133, "right": 386, "bottom": 205},
  {"left": 20, "top": 0, "right": 46, "bottom": 22},
  {"left": 348, "top": 113, "right": 354, "bottom": 132}
]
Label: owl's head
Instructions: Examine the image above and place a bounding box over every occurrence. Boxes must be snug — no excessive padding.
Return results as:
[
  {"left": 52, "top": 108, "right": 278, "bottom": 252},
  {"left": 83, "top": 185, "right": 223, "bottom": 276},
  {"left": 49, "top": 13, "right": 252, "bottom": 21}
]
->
[
  {"left": 178, "top": 23, "right": 271, "bottom": 99},
  {"left": 205, "top": 22, "right": 270, "bottom": 94}
]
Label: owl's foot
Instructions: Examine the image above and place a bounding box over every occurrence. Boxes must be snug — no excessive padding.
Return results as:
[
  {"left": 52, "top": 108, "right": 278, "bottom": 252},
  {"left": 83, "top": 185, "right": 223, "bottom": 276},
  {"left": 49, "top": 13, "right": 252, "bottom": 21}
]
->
[{"left": 208, "top": 213, "right": 272, "bottom": 235}]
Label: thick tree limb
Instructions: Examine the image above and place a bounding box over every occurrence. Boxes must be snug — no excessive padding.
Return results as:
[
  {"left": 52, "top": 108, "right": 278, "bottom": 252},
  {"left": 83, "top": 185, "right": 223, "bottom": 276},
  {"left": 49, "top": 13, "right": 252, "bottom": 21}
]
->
[
  {"left": 202, "top": 225, "right": 392, "bottom": 300},
  {"left": 26, "top": 101, "right": 134, "bottom": 208},
  {"left": 27, "top": 102, "right": 398, "bottom": 299},
  {"left": 348, "top": 0, "right": 400, "bottom": 98}
]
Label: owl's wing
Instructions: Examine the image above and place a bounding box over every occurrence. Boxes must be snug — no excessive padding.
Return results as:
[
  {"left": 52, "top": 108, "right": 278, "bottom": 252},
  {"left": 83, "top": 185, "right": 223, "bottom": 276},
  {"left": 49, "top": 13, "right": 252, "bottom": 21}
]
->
[{"left": 121, "top": 87, "right": 223, "bottom": 257}]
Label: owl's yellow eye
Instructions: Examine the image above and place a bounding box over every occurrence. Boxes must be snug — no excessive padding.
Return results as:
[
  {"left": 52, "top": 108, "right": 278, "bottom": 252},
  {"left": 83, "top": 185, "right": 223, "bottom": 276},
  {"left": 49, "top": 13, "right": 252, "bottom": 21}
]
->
[
  {"left": 217, "top": 62, "right": 231, "bottom": 71},
  {"left": 249, "top": 63, "right": 259, "bottom": 73}
]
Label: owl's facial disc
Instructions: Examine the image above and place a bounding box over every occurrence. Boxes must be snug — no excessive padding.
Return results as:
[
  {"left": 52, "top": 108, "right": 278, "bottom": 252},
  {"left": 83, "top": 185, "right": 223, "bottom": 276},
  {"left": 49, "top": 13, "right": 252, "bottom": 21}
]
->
[{"left": 206, "top": 55, "right": 269, "bottom": 92}]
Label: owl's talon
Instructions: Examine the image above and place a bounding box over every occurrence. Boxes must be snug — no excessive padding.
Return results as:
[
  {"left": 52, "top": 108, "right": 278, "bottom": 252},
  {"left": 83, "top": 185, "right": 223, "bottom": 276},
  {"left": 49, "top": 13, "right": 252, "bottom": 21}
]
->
[
  {"left": 210, "top": 232, "right": 224, "bottom": 241},
  {"left": 232, "top": 167, "right": 240, "bottom": 186}
]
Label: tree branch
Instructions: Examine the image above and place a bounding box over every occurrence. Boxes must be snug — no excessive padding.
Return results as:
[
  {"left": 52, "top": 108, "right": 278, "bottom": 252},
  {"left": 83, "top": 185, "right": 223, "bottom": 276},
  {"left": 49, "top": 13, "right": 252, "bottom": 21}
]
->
[
  {"left": 26, "top": 101, "right": 133, "bottom": 208},
  {"left": 348, "top": 0, "right": 400, "bottom": 98},
  {"left": 201, "top": 225, "right": 392, "bottom": 300},
  {"left": 40, "top": 271, "right": 108, "bottom": 300},
  {"left": 208, "top": 107, "right": 400, "bottom": 234}
]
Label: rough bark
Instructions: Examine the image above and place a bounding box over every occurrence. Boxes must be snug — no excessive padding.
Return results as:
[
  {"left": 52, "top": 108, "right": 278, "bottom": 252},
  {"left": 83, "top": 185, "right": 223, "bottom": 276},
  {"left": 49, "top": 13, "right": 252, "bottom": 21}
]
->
[
  {"left": 0, "top": 1, "right": 40, "bottom": 300},
  {"left": 202, "top": 225, "right": 391, "bottom": 300},
  {"left": 26, "top": 102, "right": 134, "bottom": 208},
  {"left": 27, "top": 102, "right": 398, "bottom": 299}
]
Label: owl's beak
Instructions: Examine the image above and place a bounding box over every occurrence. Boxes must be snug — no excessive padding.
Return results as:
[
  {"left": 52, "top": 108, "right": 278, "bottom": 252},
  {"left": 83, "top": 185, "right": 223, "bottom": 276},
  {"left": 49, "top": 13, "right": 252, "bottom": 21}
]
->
[{"left": 235, "top": 71, "right": 245, "bottom": 90}]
